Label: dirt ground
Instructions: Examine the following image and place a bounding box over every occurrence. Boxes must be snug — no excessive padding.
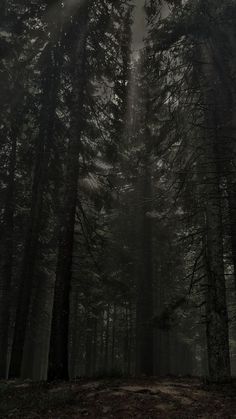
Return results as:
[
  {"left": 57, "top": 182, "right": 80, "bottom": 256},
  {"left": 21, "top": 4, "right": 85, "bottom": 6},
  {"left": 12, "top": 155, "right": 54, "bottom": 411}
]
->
[{"left": 0, "top": 377, "right": 236, "bottom": 418}]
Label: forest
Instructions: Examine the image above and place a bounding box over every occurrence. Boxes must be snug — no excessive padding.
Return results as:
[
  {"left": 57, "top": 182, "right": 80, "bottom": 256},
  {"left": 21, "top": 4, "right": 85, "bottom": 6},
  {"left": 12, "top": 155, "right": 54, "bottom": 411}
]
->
[{"left": 1, "top": 0, "right": 236, "bottom": 417}]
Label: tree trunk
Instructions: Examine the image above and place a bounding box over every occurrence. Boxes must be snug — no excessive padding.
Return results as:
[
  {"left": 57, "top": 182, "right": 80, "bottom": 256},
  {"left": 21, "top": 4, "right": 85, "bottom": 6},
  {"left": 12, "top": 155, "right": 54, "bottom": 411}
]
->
[
  {"left": 48, "top": 3, "right": 90, "bottom": 380},
  {"left": 99, "top": 311, "right": 104, "bottom": 373},
  {"left": 111, "top": 305, "right": 116, "bottom": 371},
  {"left": 136, "top": 160, "right": 154, "bottom": 376},
  {"left": 227, "top": 177, "right": 236, "bottom": 292},
  {"left": 200, "top": 43, "right": 231, "bottom": 383},
  {"left": 104, "top": 304, "right": 110, "bottom": 374},
  {"left": 0, "top": 0, "right": 7, "bottom": 17},
  {"left": 85, "top": 311, "right": 94, "bottom": 378},
  {"left": 123, "top": 303, "right": 131, "bottom": 375},
  {"left": 9, "top": 42, "right": 61, "bottom": 379},
  {"left": 92, "top": 317, "right": 97, "bottom": 376},
  {"left": 69, "top": 289, "right": 80, "bottom": 379},
  {"left": 0, "top": 123, "right": 16, "bottom": 378},
  {"left": 204, "top": 181, "right": 230, "bottom": 382}
]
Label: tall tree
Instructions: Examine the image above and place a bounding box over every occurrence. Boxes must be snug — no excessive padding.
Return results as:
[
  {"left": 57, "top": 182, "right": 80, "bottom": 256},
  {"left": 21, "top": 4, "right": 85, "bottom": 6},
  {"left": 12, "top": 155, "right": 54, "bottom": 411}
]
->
[
  {"left": 0, "top": 0, "right": 25, "bottom": 379},
  {"left": 136, "top": 85, "right": 154, "bottom": 376},
  {"left": 48, "top": 0, "right": 91, "bottom": 380},
  {"left": 9, "top": 1, "right": 63, "bottom": 379},
  {"left": 200, "top": 42, "right": 231, "bottom": 383}
]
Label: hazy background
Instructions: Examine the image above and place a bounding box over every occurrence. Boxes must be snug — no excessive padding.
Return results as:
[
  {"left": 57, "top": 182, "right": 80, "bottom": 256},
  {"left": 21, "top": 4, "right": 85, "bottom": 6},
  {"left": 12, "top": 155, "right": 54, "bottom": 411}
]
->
[
  {"left": 132, "top": 1, "right": 170, "bottom": 50},
  {"left": 132, "top": 0, "right": 146, "bottom": 50}
]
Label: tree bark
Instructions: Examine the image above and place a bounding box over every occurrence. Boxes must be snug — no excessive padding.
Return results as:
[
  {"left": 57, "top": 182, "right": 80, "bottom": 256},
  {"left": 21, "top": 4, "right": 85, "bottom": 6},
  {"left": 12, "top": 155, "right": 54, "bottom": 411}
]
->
[
  {"left": 200, "top": 43, "right": 231, "bottom": 383},
  {"left": 104, "top": 304, "right": 110, "bottom": 374},
  {"left": 9, "top": 41, "right": 61, "bottom": 379},
  {"left": 136, "top": 159, "right": 154, "bottom": 376},
  {"left": 111, "top": 305, "right": 117, "bottom": 371},
  {"left": 99, "top": 311, "right": 104, "bottom": 373},
  {"left": 227, "top": 177, "right": 236, "bottom": 292},
  {"left": 0, "top": 121, "right": 17, "bottom": 378},
  {"left": 48, "top": 2, "right": 90, "bottom": 380},
  {"left": 92, "top": 317, "right": 97, "bottom": 376}
]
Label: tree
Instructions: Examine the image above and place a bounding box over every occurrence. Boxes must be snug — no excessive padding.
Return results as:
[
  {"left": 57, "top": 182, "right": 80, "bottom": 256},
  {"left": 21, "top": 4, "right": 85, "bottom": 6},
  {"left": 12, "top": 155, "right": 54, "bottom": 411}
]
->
[
  {"left": 0, "top": 0, "right": 27, "bottom": 379},
  {"left": 9, "top": 1, "right": 63, "bottom": 379},
  {"left": 165, "top": 0, "right": 231, "bottom": 382}
]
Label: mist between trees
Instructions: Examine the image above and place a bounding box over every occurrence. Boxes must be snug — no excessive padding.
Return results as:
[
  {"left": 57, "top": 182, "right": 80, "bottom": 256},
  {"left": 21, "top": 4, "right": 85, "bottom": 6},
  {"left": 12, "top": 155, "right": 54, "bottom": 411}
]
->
[{"left": 1, "top": 0, "right": 236, "bottom": 385}]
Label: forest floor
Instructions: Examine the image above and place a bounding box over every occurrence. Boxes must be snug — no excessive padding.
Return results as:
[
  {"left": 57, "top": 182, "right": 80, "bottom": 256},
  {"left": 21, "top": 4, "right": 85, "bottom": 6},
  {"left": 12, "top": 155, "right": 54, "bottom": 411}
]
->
[{"left": 0, "top": 377, "right": 236, "bottom": 418}]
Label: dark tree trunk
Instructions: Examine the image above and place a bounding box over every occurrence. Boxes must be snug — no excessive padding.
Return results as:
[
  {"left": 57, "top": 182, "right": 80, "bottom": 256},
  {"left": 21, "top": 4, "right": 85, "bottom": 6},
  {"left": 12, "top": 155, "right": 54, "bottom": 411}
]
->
[
  {"left": 136, "top": 161, "right": 154, "bottom": 376},
  {"left": 227, "top": 177, "right": 236, "bottom": 293},
  {"left": 124, "top": 303, "right": 131, "bottom": 375},
  {"left": 99, "top": 311, "right": 104, "bottom": 372},
  {"left": 111, "top": 305, "right": 116, "bottom": 371},
  {"left": 104, "top": 304, "right": 110, "bottom": 374},
  {"left": 204, "top": 175, "right": 231, "bottom": 383},
  {"left": 92, "top": 317, "right": 97, "bottom": 376},
  {"left": 0, "top": 123, "right": 16, "bottom": 378},
  {"left": 134, "top": 80, "right": 154, "bottom": 376},
  {"left": 0, "top": 0, "right": 7, "bottom": 18},
  {"left": 9, "top": 43, "right": 61, "bottom": 379},
  {"left": 85, "top": 312, "right": 93, "bottom": 377},
  {"left": 48, "top": 3, "right": 90, "bottom": 380},
  {"left": 200, "top": 44, "right": 231, "bottom": 383},
  {"left": 69, "top": 289, "right": 81, "bottom": 379}
]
